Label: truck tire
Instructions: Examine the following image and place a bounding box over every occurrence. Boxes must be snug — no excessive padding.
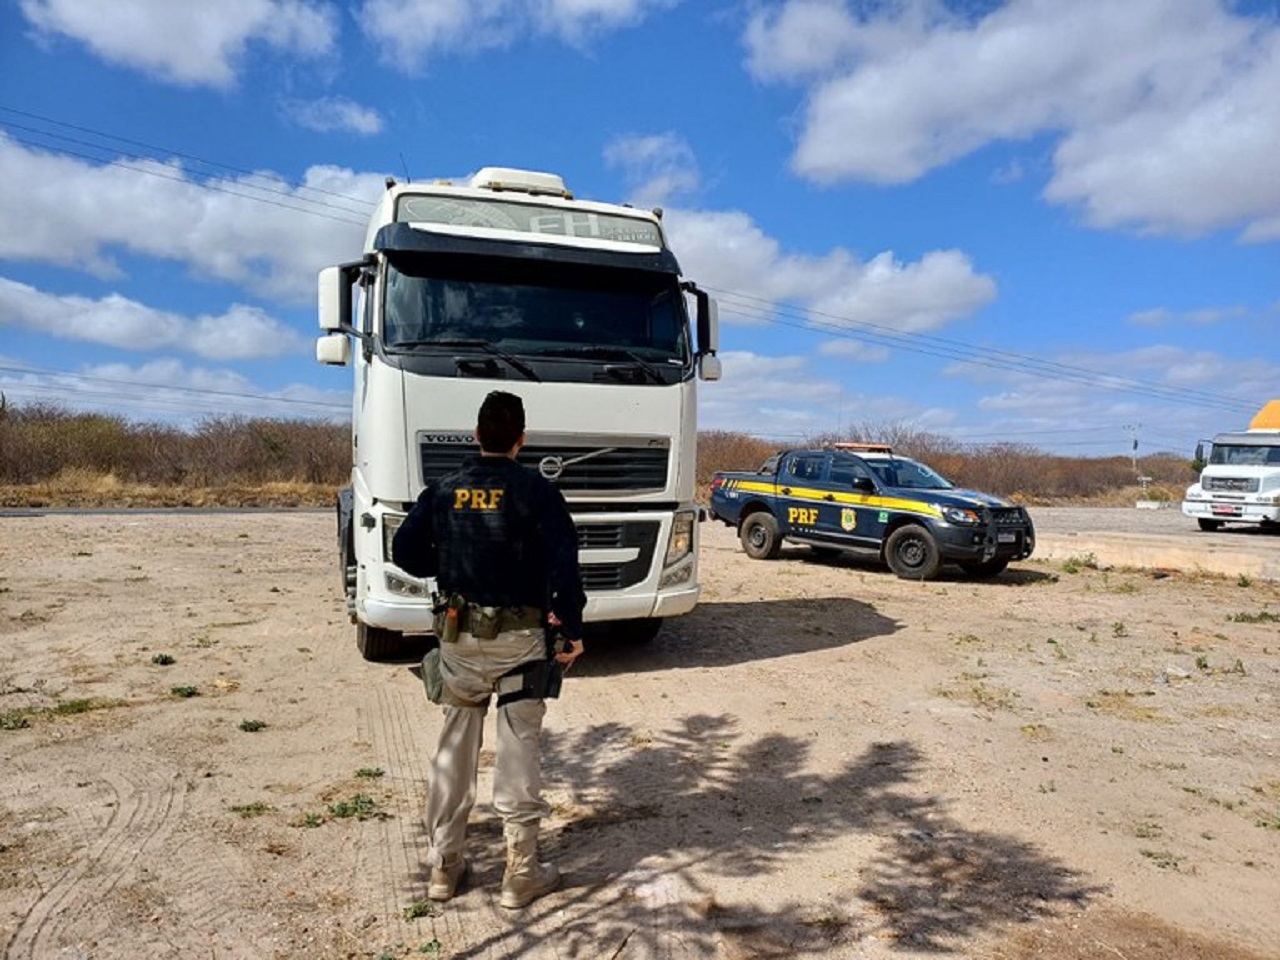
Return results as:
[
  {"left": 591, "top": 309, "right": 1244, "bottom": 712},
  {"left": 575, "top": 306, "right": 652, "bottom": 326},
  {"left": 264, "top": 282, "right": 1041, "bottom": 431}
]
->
[
  {"left": 356, "top": 622, "right": 406, "bottom": 662},
  {"left": 1197, "top": 518, "right": 1223, "bottom": 532},
  {"left": 885, "top": 524, "right": 941, "bottom": 580},
  {"left": 958, "top": 558, "right": 1008, "bottom": 578},
  {"left": 608, "top": 618, "right": 663, "bottom": 645},
  {"left": 740, "top": 512, "right": 782, "bottom": 560}
]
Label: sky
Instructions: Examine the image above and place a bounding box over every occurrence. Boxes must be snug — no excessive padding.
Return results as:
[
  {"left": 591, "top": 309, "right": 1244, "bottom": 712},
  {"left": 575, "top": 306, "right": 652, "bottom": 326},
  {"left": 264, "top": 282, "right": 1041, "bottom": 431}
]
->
[{"left": 1, "top": 0, "right": 1278, "bottom": 459}]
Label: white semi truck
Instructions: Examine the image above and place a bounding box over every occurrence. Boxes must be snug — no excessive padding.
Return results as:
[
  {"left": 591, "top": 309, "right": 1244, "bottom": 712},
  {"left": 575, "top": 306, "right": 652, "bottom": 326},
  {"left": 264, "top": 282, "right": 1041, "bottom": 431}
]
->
[
  {"left": 316, "top": 167, "right": 721, "bottom": 659},
  {"left": 1182, "top": 400, "right": 1280, "bottom": 532}
]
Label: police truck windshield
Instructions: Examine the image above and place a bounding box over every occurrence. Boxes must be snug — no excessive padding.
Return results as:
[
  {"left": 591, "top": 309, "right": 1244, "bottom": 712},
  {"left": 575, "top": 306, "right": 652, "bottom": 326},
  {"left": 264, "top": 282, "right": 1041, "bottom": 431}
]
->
[
  {"left": 865, "top": 457, "right": 954, "bottom": 490},
  {"left": 382, "top": 252, "right": 689, "bottom": 364}
]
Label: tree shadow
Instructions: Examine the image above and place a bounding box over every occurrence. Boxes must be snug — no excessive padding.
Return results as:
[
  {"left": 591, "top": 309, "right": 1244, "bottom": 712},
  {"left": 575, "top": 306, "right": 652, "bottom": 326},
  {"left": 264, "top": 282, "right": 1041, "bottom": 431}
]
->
[
  {"left": 579, "top": 596, "right": 898, "bottom": 674},
  {"left": 419, "top": 726, "right": 1103, "bottom": 958},
  {"left": 779, "top": 544, "right": 1057, "bottom": 586}
]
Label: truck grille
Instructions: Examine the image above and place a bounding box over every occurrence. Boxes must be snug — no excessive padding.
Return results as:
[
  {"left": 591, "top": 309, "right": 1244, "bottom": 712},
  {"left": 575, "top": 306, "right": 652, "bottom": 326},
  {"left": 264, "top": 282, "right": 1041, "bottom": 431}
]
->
[
  {"left": 578, "top": 521, "right": 659, "bottom": 592},
  {"left": 1205, "top": 476, "right": 1259, "bottom": 493},
  {"left": 419, "top": 442, "right": 669, "bottom": 493}
]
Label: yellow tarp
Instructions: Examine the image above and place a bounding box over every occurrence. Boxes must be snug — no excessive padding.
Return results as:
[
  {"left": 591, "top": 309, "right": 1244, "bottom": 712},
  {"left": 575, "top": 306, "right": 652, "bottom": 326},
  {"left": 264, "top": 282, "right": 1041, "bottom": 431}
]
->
[{"left": 1249, "top": 400, "right": 1280, "bottom": 430}]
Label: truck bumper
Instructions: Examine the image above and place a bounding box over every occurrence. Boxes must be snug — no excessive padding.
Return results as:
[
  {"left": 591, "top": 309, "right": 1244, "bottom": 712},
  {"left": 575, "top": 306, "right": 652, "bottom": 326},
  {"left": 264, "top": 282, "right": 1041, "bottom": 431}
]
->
[
  {"left": 1182, "top": 501, "right": 1280, "bottom": 524},
  {"left": 936, "top": 523, "right": 1036, "bottom": 563}
]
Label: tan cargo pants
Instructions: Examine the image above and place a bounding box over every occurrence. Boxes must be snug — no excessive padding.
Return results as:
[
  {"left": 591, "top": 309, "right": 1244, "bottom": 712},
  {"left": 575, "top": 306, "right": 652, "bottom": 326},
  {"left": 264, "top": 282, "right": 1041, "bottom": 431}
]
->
[{"left": 424, "top": 626, "right": 549, "bottom": 869}]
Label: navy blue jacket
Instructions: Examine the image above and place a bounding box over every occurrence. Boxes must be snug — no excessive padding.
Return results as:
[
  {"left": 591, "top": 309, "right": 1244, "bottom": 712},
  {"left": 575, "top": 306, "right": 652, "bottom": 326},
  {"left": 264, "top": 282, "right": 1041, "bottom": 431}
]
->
[{"left": 392, "top": 455, "right": 586, "bottom": 638}]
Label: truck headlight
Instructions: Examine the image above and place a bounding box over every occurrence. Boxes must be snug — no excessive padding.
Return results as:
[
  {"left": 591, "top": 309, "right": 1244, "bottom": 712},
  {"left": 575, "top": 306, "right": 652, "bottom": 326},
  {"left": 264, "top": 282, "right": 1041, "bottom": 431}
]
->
[
  {"left": 664, "top": 511, "right": 696, "bottom": 567},
  {"left": 940, "top": 506, "right": 981, "bottom": 525}
]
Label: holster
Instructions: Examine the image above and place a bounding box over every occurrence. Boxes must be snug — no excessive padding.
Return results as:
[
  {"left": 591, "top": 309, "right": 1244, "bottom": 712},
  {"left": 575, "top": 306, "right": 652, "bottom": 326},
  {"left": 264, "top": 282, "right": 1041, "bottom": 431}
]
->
[
  {"left": 420, "top": 647, "right": 445, "bottom": 703},
  {"left": 495, "top": 658, "right": 562, "bottom": 707}
]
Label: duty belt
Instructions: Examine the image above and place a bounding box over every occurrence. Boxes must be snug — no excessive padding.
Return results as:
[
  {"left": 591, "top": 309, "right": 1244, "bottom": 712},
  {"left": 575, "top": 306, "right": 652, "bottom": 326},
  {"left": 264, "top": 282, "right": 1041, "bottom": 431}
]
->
[{"left": 435, "top": 601, "right": 543, "bottom": 641}]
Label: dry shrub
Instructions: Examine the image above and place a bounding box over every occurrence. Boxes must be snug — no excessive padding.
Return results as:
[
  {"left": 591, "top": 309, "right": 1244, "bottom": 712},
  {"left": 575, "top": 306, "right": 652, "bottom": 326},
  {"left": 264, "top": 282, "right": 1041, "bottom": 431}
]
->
[{"left": 0, "top": 400, "right": 1202, "bottom": 507}]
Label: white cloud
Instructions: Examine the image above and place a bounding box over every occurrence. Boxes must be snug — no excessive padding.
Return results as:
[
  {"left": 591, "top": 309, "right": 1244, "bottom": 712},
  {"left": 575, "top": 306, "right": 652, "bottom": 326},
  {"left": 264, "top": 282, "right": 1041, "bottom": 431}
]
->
[
  {"left": 0, "top": 134, "right": 384, "bottom": 303},
  {"left": 0, "top": 354, "right": 348, "bottom": 425},
  {"left": 19, "top": 0, "right": 336, "bottom": 88},
  {"left": 604, "top": 132, "right": 700, "bottom": 208},
  {"left": 949, "top": 342, "right": 1279, "bottom": 450},
  {"left": 662, "top": 207, "right": 996, "bottom": 334},
  {"left": 0, "top": 277, "right": 307, "bottom": 360},
  {"left": 1128, "top": 305, "right": 1246, "bottom": 328},
  {"left": 745, "top": 0, "right": 1280, "bottom": 239},
  {"left": 285, "top": 96, "right": 385, "bottom": 135},
  {"left": 818, "top": 339, "right": 890, "bottom": 363},
  {"left": 359, "top": 0, "right": 678, "bottom": 69}
]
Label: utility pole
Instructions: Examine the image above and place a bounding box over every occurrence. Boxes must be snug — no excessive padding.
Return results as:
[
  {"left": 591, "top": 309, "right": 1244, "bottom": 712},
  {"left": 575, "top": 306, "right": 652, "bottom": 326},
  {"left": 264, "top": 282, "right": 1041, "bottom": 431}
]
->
[{"left": 1123, "top": 423, "right": 1140, "bottom": 471}]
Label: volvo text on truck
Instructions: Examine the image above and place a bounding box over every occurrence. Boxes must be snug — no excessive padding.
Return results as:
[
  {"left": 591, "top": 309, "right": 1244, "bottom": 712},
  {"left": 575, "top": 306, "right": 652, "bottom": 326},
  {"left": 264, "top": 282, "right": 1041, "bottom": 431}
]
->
[
  {"left": 1182, "top": 400, "right": 1280, "bottom": 532},
  {"left": 317, "top": 168, "right": 721, "bottom": 659}
]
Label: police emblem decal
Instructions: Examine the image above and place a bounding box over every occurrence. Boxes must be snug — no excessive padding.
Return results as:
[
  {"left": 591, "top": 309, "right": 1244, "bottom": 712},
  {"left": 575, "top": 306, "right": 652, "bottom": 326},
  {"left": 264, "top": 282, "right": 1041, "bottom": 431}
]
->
[{"left": 840, "top": 508, "right": 856, "bottom": 531}]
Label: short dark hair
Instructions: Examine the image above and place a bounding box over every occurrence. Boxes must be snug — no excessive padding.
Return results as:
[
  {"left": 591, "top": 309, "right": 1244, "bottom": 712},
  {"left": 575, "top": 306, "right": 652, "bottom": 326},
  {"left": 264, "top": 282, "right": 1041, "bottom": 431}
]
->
[{"left": 476, "top": 391, "right": 525, "bottom": 453}]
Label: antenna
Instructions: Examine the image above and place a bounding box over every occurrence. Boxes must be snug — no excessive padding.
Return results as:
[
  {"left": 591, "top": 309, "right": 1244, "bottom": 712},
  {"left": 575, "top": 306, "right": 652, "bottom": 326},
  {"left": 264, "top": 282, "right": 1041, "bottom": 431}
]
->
[{"left": 399, "top": 153, "right": 411, "bottom": 183}]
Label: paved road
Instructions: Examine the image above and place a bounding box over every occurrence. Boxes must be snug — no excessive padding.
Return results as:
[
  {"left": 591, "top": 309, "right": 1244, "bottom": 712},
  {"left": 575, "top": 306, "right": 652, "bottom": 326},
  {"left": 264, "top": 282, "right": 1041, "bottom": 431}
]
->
[{"left": 1030, "top": 506, "right": 1279, "bottom": 581}]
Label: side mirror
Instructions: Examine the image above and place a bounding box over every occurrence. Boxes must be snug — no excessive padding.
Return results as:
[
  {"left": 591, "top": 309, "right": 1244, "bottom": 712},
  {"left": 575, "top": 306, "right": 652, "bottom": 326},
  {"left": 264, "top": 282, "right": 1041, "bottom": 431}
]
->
[
  {"left": 698, "top": 354, "right": 722, "bottom": 382},
  {"left": 316, "top": 332, "right": 351, "bottom": 366},
  {"left": 852, "top": 477, "right": 875, "bottom": 492},
  {"left": 1193, "top": 442, "right": 1205, "bottom": 464},
  {"left": 684, "top": 282, "right": 719, "bottom": 356}
]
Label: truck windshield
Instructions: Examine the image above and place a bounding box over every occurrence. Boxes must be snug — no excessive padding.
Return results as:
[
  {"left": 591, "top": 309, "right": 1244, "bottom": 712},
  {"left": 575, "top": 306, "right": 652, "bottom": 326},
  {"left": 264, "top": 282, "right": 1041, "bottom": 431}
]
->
[
  {"left": 381, "top": 252, "right": 689, "bottom": 365},
  {"left": 867, "top": 457, "right": 953, "bottom": 490},
  {"left": 1210, "top": 444, "right": 1280, "bottom": 466}
]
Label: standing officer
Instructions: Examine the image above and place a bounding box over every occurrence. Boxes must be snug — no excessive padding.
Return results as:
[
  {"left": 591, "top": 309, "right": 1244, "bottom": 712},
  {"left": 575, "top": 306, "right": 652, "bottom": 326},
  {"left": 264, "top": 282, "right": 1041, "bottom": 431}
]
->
[{"left": 392, "top": 391, "right": 585, "bottom": 909}]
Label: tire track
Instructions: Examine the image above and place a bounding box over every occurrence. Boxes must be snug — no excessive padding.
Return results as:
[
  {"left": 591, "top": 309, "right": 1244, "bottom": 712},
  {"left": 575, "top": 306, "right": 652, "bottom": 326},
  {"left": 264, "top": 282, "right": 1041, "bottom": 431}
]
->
[{"left": 5, "top": 767, "right": 183, "bottom": 959}]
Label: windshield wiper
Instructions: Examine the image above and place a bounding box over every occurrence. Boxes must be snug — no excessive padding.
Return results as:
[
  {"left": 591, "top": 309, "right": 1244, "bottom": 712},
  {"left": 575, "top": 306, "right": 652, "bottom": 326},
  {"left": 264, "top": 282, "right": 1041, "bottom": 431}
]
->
[
  {"left": 555, "top": 345, "right": 667, "bottom": 384},
  {"left": 394, "top": 338, "right": 541, "bottom": 382}
]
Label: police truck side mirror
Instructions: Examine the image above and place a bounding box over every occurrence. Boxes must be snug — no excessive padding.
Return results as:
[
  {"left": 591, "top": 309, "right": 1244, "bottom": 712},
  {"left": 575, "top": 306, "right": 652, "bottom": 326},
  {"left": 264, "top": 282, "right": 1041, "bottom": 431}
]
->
[{"left": 852, "top": 477, "right": 875, "bottom": 492}]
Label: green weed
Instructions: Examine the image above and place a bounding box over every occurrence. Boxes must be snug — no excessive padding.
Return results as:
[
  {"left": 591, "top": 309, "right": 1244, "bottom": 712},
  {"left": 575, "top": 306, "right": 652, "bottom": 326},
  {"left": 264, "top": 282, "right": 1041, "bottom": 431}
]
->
[
  {"left": 327, "top": 794, "right": 382, "bottom": 821},
  {"left": 170, "top": 686, "right": 200, "bottom": 698},
  {"left": 151, "top": 653, "right": 176, "bottom": 666},
  {"left": 1061, "top": 552, "right": 1098, "bottom": 574},
  {"left": 229, "top": 802, "right": 273, "bottom": 818},
  {"left": 1227, "top": 610, "right": 1278, "bottom": 623},
  {"left": 238, "top": 719, "right": 267, "bottom": 732}
]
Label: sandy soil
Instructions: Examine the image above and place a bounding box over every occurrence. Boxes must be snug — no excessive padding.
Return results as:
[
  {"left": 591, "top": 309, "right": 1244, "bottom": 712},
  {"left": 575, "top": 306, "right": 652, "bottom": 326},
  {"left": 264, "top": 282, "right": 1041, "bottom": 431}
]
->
[{"left": 1, "top": 511, "right": 1278, "bottom": 960}]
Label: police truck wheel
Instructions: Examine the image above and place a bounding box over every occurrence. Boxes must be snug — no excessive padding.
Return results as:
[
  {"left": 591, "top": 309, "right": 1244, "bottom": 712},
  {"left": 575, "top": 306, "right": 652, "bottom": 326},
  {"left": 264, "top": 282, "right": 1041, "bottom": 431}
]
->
[
  {"left": 356, "top": 622, "right": 404, "bottom": 662},
  {"left": 740, "top": 513, "right": 782, "bottom": 560},
  {"left": 958, "top": 558, "right": 1008, "bottom": 578},
  {"left": 1196, "top": 519, "right": 1223, "bottom": 532},
  {"left": 885, "top": 524, "right": 941, "bottom": 580}
]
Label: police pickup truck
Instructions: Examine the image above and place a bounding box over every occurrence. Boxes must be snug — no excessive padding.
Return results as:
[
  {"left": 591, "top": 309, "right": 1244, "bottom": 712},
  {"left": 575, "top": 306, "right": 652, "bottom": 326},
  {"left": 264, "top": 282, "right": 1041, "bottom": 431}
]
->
[{"left": 708, "top": 444, "right": 1035, "bottom": 579}]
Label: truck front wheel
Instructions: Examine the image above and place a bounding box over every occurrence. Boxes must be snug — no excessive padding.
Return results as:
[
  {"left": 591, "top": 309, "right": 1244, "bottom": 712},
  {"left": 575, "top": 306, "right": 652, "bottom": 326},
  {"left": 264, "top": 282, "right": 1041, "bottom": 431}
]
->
[
  {"left": 1196, "top": 519, "right": 1223, "bottom": 532},
  {"left": 885, "top": 524, "right": 941, "bottom": 580},
  {"left": 740, "top": 512, "right": 782, "bottom": 560},
  {"left": 357, "top": 622, "right": 406, "bottom": 662}
]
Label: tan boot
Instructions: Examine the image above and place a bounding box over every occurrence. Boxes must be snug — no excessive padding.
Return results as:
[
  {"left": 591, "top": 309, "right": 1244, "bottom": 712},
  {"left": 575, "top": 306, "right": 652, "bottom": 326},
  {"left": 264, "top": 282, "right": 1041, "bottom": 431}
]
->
[
  {"left": 499, "top": 823, "right": 560, "bottom": 909},
  {"left": 427, "top": 855, "right": 467, "bottom": 901}
]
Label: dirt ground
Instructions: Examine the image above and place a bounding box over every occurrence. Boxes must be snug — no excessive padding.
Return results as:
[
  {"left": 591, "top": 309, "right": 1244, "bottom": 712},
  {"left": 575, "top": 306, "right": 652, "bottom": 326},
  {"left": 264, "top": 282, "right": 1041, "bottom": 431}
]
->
[{"left": 1, "top": 511, "right": 1278, "bottom": 960}]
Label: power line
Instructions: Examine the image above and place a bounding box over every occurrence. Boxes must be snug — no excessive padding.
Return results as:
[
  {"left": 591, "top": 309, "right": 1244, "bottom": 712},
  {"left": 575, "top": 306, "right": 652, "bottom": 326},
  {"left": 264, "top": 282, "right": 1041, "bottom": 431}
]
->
[
  {"left": 0, "top": 363, "right": 349, "bottom": 413},
  {"left": 0, "top": 107, "right": 1267, "bottom": 430}
]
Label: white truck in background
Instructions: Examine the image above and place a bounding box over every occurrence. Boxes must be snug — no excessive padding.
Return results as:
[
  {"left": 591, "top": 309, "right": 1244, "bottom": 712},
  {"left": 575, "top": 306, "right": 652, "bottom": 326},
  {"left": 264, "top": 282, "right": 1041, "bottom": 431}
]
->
[
  {"left": 316, "top": 167, "right": 721, "bottom": 659},
  {"left": 1182, "top": 400, "right": 1280, "bottom": 532}
]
